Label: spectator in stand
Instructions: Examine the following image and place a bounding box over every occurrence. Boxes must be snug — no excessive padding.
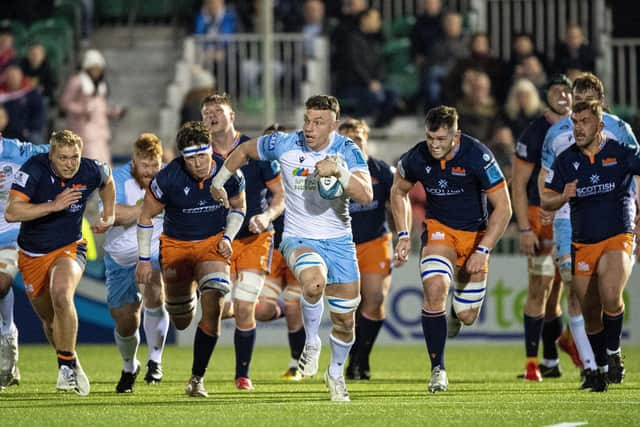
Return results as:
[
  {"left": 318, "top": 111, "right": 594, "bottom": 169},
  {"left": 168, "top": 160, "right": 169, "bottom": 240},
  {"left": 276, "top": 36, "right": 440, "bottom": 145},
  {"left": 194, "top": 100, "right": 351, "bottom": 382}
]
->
[
  {"left": 20, "top": 43, "right": 57, "bottom": 105},
  {"left": 444, "top": 32, "right": 506, "bottom": 105},
  {"left": 180, "top": 66, "right": 215, "bottom": 124},
  {"left": 0, "top": 24, "right": 15, "bottom": 81},
  {"left": 552, "top": 24, "right": 596, "bottom": 74},
  {"left": 60, "top": 49, "right": 124, "bottom": 165},
  {"left": 410, "top": 0, "right": 444, "bottom": 65},
  {"left": 302, "top": 0, "right": 326, "bottom": 60},
  {"left": 0, "top": 65, "right": 45, "bottom": 144},
  {"left": 512, "top": 55, "right": 547, "bottom": 98},
  {"left": 194, "top": 0, "right": 239, "bottom": 36},
  {"left": 501, "top": 78, "right": 543, "bottom": 140},
  {"left": 337, "top": 8, "right": 397, "bottom": 127},
  {"left": 455, "top": 69, "right": 498, "bottom": 142},
  {"left": 420, "top": 11, "right": 468, "bottom": 109},
  {"left": 506, "top": 33, "right": 549, "bottom": 78},
  {"left": 330, "top": 0, "right": 368, "bottom": 87}
]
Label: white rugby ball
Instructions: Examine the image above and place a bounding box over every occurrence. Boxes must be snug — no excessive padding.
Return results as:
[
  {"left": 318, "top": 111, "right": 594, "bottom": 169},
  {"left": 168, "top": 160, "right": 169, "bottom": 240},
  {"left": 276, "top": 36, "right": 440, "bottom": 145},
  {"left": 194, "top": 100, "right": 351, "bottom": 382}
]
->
[{"left": 317, "top": 175, "right": 344, "bottom": 199}]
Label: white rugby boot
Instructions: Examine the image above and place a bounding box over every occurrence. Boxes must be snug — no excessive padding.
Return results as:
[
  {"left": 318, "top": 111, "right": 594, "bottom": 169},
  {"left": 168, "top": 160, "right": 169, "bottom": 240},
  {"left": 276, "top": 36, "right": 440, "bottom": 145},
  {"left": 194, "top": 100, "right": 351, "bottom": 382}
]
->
[
  {"left": 185, "top": 375, "right": 208, "bottom": 397},
  {"left": 297, "top": 342, "right": 321, "bottom": 377},
  {"left": 324, "top": 371, "right": 350, "bottom": 402},
  {"left": 428, "top": 366, "right": 449, "bottom": 393},
  {"left": 0, "top": 329, "right": 19, "bottom": 388}
]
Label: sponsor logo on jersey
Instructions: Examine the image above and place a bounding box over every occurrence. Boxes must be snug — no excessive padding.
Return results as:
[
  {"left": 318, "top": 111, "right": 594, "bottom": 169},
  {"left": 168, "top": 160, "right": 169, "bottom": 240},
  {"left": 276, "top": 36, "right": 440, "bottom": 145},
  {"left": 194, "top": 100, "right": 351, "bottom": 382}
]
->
[
  {"left": 577, "top": 261, "right": 590, "bottom": 272},
  {"left": 13, "top": 171, "right": 29, "bottom": 187},
  {"left": 292, "top": 167, "right": 311, "bottom": 176},
  {"left": 431, "top": 231, "right": 445, "bottom": 240}
]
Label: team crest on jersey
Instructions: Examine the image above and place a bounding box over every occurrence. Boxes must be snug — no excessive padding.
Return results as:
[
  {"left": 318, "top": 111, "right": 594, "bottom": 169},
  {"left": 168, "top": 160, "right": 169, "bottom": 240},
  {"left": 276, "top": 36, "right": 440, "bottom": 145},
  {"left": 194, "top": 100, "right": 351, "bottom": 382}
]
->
[
  {"left": 602, "top": 157, "right": 617, "bottom": 167},
  {"left": 13, "top": 170, "right": 29, "bottom": 187},
  {"left": 482, "top": 153, "right": 491, "bottom": 162},
  {"left": 183, "top": 186, "right": 190, "bottom": 196},
  {"left": 573, "top": 162, "right": 580, "bottom": 170},
  {"left": 451, "top": 166, "right": 466, "bottom": 176}
]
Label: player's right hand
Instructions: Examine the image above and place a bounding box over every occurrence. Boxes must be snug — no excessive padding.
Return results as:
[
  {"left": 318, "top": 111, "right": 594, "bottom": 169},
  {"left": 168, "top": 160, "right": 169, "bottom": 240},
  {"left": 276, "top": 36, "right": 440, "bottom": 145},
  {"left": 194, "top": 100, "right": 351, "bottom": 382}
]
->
[
  {"left": 393, "top": 238, "right": 411, "bottom": 267},
  {"left": 51, "top": 188, "right": 82, "bottom": 212},
  {"left": 210, "top": 184, "right": 229, "bottom": 208},
  {"left": 562, "top": 180, "right": 578, "bottom": 201},
  {"left": 539, "top": 208, "right": 554, "bottom": 225},
  {"left": 217, "top": 237, "right": 233, "bottom": 259},
  {"left": 519, "top": 230, "right": 539, "bottom": 256},
  {"left": 135, "top": 260, "right": 152, "bottom": 285}
]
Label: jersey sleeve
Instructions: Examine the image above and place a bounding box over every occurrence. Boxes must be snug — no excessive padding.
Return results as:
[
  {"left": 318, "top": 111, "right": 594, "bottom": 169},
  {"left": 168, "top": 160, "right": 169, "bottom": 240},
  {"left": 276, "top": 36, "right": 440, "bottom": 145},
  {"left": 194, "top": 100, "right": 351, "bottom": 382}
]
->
[
  {"left": 257, "top": 131, "right": 290, "bottom": 161},
  {"left": 225, "top": 169, "right": 245, "bottom": 199},
  {"left": 541, "top": 121, "right": 566, "bottom": 171},
  {"left": 341, "top": 141, "right": 369, "bottom": 173},
  {"left": 515, "top": 123, "right": 539, "bottom": 164},
  {"left": 614, "top": 117, "right": 639, "bottom": 148},
  {"left": 90, "top": 159, "right": 111, "bottom": 188},
  {"left": 260, "top": 160, "right": 281, "bottom": 186},
  {"left": 474, "top": 144, "right": 506, "bottom": 191},
  {"left": 396, "top": 150, "right": 418, "bottom": 183},
  {"left": 623, "top": 143, "right": 640, "bottom": 176},
  {"left": 149, "top": 170, "right": 169, "bottom": 204},
  {"left": 10, "top": 158, "right": 42, "bottom": 201},
  {"left": 113, "top": 165, "right": 129, "bottom": 204},
  {"left": 544, "top": 159, "right": 566, "bottom": 194}
]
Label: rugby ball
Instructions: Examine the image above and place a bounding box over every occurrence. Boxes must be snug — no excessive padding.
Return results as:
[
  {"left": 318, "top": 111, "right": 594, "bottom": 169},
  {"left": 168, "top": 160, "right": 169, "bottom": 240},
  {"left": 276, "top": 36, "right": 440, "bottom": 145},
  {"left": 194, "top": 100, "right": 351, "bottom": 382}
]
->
[{"left": 317, "top": 175, "right": 344, "bottom": 200}]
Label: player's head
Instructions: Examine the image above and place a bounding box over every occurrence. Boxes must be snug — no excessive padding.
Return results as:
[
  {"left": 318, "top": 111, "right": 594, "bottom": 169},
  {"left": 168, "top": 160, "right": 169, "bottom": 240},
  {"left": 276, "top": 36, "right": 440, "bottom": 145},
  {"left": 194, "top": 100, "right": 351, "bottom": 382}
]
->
[
  {"left": 263, "top": 123, "right": 287, "bottom": 135},
  {"left": 571, "top": 100, "right": 604, "bottom": 148},
  {"left": 201, "top": 92, "right": 235, "bottom": 135},
  {"left": 572, "top": 72, "right": 605, "bottom": 104},
  {"left": 424, "top": 105, "right": 460, "bottom": 159},
  {"left": 545, "top": 73, "right": 572, "bottom": 116},
  {"left": 49, "top": 130, "right": 83, "bottom": 179},
  {"left": 339, "top": 118, "right": 370, "bottom": 155},
  {"left": 303, "top": 95, "right": 340, "bottom": 150},
  {"left": 132, "top": 133, "right": 163, "bottom": 189},
  {"left": 176, "top": 121, "right": 213, "bottom": 180}
]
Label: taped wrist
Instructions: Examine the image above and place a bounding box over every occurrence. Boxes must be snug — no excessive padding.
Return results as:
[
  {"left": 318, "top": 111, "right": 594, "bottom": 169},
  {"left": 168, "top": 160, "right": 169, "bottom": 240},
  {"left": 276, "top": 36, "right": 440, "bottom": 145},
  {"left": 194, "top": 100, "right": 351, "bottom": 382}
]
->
[
  {"left": 137, "top": 223, "right": 153, "bottom": 260},
  {"left": 211, "top": 165, "right": 233, "bottom": 190},
  {"left": 224, "top": 209, "right": 245, "bottom": 241}
]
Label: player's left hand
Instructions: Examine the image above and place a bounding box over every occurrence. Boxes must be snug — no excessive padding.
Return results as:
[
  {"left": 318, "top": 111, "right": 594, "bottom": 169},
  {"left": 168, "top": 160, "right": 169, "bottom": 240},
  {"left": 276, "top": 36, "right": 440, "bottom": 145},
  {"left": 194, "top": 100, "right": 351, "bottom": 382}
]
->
[
  {"left": 210, "top": 184, "right": 229, "bottom": 208},
  {"left": 466, "top": 252, "right": 488, "bottom": 275},
  {"left": 393, "top": 238, "right": 411, "bottom": 267},
  {"left": 217, "top": 237, "right": 233, "bottom": 259},
  {"left": 91, "top": 215, "right": 114, "bottom": 234},
  {"left": 314, "top": 156, "right": 339, "bottom": 177},
  {"left": 248, "top": 213, "right": 270, "bottom": 233}
]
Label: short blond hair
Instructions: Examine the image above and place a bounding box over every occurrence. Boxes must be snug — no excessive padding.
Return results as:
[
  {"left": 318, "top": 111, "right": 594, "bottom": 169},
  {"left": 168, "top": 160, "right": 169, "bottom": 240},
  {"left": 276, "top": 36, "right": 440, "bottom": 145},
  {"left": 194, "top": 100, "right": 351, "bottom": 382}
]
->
[
  {"left": 338, "top": 118, "right": 370, "bottom": 139},
  {"left": 50, "top": 130, "right": 83, "bottom": 151},
  {"left": 133, "top": 133, "right": 163, "bottom": 159}
]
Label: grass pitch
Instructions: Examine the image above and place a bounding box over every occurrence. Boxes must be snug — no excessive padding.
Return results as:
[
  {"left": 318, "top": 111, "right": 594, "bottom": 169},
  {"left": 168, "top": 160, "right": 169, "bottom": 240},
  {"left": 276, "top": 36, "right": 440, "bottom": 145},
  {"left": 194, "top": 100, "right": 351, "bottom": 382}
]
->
[{"left": 2, "top": 344, "right": 639, "bottom": 426}]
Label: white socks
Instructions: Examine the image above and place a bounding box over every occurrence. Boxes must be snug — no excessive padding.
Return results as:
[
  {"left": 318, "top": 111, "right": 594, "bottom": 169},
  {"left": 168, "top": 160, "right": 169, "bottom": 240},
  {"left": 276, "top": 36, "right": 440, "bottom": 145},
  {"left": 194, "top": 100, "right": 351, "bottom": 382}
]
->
[
  {"left": 328, "top": 334, "right": 353, "bottom": 378},
  {"left": 114, "top": 330, "right": 140, "bottom": 373},
  {"left": 0, "top": 287, "right": 16, "bottom": 335},
  {"left": 301, "top": 296, "right": 323, "bottom": 347},
  {"left": 569, "top": 314, "right": 596, "bottom": 371},
  {"left": 143, "top": 306, "right": 169, "bottom": 363}
]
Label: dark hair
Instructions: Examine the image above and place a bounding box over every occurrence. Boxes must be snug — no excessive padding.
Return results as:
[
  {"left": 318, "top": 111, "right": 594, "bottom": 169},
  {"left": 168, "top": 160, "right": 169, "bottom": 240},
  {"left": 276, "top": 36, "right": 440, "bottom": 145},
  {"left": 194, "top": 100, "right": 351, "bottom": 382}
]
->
[
  {"left": 425, "top": 105, "right": 459, "bottom": 132},
  {"left": 176, "top": 121, "right": 211, "bottom": 152},
  {"left": 572, "top": 72, "right": 604, "bottom": 102},
  {"left": 200, "top": 92, "right": 233, "bottom": 109},
  {"left": 572, "top": 100, "right": 603, "bottom": 120},
  {"left": 263, "top": 123, "right": 287, "bottom": 134},
  {"left": 305, "top": 95, "right": 340, "bottom": 119},
  {"left": 546, "top": 73, "right": 572, "bottom": 93}
]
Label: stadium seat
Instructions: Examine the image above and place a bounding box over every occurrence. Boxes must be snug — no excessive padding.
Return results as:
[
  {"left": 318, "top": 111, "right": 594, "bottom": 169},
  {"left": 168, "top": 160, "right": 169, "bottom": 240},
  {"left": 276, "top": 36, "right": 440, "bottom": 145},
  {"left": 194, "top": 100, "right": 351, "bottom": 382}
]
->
[
  {"left": 138, "top": 0, "right": 174, "bottom": 21},
  {"left": 383, "top": 16, "right": 416, "bottom": 40},
  {"left": 386, "top": 65, "right": 419, "bottom": 100},
  {"left": 29, "top": 18, "right": 74, "bottom": 62},
  {"left": 3, "top": 20, "right": 29, "bottom": 56},
  {"left": 383, "top": 38, "right": 411, "bottom": 74},
  {"left": 95, "top": 0, "right": 129, "bottom": 22},
  {"left": 53, "top": 0, "right": 82, "bottom": 43}
]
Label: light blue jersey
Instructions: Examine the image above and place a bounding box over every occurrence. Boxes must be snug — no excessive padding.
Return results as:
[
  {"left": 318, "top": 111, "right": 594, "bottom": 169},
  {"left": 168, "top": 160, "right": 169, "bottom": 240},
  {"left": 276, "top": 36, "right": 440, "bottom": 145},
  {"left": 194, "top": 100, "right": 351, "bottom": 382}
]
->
[
  {"left": 0, "top": 138, "right": 49, "bottom": 247},
  {"left": 257, "top": 130, "right": 369, "bottom": 240}
]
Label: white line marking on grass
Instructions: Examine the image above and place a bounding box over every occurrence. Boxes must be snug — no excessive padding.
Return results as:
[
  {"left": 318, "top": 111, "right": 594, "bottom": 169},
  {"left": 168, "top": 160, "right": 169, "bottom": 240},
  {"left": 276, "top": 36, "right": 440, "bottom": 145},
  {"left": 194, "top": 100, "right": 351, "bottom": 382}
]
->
[{"left": 544, "top": 422, "right": 588, "bottom": 427}]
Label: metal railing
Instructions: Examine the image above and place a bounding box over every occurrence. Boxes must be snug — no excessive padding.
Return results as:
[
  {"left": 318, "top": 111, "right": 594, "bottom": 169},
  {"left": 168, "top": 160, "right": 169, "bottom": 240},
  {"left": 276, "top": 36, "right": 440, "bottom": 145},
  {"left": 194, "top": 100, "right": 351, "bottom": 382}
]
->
[
  {"left": 192, "top": 33, "right": 328, "bottom": 116},
  {"left": 369, "top": 0, "right": 474, "bottom": 19},
  {"left": 608, "top": 38, "right": 640, "bottom": 111}
]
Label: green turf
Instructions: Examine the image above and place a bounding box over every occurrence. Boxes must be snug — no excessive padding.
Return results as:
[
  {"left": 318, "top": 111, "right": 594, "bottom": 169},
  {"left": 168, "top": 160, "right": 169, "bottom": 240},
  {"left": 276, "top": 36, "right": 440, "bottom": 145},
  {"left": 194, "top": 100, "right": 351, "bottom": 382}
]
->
[{"left": 2, "top": 344, "right": 639, "bottom": 426}]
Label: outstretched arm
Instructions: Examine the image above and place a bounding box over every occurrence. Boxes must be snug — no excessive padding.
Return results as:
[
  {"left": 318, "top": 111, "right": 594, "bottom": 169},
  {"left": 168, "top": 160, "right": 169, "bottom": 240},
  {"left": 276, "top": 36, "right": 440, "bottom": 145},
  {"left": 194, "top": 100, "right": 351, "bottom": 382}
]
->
[
  {"left": 210, "top": 138, "right": 260, "bottom": 207},
  {"left": 390, "top": 172, "right": 415, "bottom": 266}
]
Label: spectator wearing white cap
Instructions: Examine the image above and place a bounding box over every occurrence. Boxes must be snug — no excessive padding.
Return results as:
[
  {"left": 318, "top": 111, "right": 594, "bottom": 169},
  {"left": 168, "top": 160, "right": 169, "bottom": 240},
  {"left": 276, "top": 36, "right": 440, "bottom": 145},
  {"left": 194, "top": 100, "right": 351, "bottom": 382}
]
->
[{"left": 60, "top": 49, "right": 124, "bottom": 165}]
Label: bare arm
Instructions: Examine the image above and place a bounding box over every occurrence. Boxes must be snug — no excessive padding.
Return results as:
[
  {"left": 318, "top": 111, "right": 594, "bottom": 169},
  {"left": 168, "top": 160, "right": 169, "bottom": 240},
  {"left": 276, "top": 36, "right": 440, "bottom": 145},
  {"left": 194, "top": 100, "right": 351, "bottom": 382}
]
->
[
  {"left": 5, "top": 188, "right": 82, "bottom": 223},
  {"left": 345, "top": 170, "right": 373, "bottom": 205},
  {"left": 138, "top": 190, "right": 165, "bottom": 226},
  {"left": 92, "top": 175, "right": 116, "bottom": 233},
  {"left": 511, "top": 160, "right": 538, "bottom": 255},
  {"left": 249, "top": 176, "right": 284, "bottom": 233},
  {"left": 540, "top": 181, "right": 576, "bottom": 211},
  {"left": 478, "top": 184, "right": 513, "bottom": 250},
  {"left": 135, "top": 191, "right": 165, "bottom": 283},
  {"left": 210, "top": 139, "right": 260, "bottom": 207},
  {"left": 390, "top": 172, "right": 415, "bottom": 266},
  {"left": 114, "top": 203, "right": 142, "bottom": 227}
]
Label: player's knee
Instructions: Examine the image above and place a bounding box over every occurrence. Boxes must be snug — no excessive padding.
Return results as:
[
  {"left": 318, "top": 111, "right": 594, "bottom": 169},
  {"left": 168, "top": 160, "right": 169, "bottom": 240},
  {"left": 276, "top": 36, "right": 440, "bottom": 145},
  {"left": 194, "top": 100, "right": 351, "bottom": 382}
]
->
[
  {"left": 420, "top": 255, "right": 453, "bottom": 285},
  {"left": 326, "top": 295, "right": 361, "bottom": 327},
  {"left": 199, "top": 271, "right": 231, "bottom": 296},
  {"left": 165, "top": 294, "right": 197, "bottom": 330},
  {"left": 452, "top": 280, "right": 486, "bottom": 323},
  {"left": 232, "top": 271, "right": 264, "bottom": 303},
  {"left": 529, "top": 254, "right": 555, "bottom": 276},
  {"left": 331, "top": 314, "right": 356, "bottom": 334},
  {"left": 50, "top": 288, "right": 73, "bottom": 312},
  {"left": 233, "top": 300, "right": 255, "bottom": 323},
  {"left": 290, "top": 252, "right": 327, "bottom": 288}
]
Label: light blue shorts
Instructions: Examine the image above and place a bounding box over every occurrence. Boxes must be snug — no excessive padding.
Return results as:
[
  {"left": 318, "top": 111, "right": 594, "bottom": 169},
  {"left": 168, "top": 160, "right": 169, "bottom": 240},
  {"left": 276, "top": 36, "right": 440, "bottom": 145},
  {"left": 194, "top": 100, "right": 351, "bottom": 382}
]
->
[
  {"left": 279, "top": 234, "right": 360, "bottom": 285},
  {"left": 553, "top": 217, "right": 572, "bottom": 259},
  {"left": 0, "top": 229, "right": 18, "bottom": 248},
  {"left": 104, "top": 253, "right": 160, "bottom": 309}
]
